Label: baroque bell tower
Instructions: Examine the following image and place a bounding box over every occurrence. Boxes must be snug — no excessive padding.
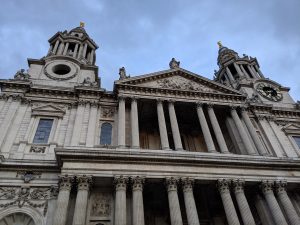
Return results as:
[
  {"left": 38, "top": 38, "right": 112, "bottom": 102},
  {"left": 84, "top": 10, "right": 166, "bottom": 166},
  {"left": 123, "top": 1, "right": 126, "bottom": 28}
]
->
[{"left": 27, "top": 22, "right": 100, "bottom": 88}]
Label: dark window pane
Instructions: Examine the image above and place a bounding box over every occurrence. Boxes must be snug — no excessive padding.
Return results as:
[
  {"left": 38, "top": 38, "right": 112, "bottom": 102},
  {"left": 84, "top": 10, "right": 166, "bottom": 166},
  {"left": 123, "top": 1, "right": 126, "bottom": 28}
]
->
[
  {"left": 100, "top": 123, "right": 112, "bottom": 145},
  {"left": 33, "top": 119, "right": 53, "bottom": 144},
  {"left": 293, "top": 136, "right": 300, "bottom": 148}
]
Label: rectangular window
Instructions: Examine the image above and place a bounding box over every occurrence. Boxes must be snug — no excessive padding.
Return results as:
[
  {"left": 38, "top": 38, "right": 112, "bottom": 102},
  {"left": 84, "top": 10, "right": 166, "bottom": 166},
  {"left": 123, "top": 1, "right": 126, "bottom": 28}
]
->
[
  {"left": 33, "top": 119, "right": 53, "bottom": 144},
  {"left": 293, "top": 136, "right": 300, "bottom": 148}
]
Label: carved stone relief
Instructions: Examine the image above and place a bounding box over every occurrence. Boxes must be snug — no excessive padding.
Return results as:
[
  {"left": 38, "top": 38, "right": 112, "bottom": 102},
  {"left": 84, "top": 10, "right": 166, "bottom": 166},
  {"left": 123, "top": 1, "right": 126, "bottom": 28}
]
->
[
  {"left": 16, "top": 171, "right": 42, "bottom": 183},
  {"left": 30, "top": 145, "right": 46, "bottom": 153},
  {"left": 101, "top": 108, "right": 115, "bottom": 118},
  {"left": 90, "top": 193, "right": 111, "bottom": 217}
]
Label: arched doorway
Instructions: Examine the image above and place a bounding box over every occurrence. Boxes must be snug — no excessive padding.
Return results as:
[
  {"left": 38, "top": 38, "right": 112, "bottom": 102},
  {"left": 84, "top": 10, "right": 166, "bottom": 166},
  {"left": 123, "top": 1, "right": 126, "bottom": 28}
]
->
[{"left": 0, "top": 212, "right": 35, "bottom": 225}]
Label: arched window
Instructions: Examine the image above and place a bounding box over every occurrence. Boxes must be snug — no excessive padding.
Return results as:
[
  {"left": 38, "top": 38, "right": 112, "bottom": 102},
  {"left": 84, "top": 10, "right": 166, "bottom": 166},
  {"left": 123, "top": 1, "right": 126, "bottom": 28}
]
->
[{"left": 100, "top": 123, "right": 112, "bottom": 145}]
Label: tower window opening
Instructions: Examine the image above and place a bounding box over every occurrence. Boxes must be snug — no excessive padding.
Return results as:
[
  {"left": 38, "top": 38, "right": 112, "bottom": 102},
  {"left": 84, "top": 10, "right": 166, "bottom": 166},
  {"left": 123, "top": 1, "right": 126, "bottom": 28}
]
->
[
  {"left": 228, "top": 64, "right": 238, "bottom": 79},
  {"left": 68, "top": 43, "right": 76, "bottom": 56},
  {"left": 52, "top": 64, "right": 71, "bottom": 75},
  {"left": 243, "top": 65, "right": 253, "bottom": 78}
]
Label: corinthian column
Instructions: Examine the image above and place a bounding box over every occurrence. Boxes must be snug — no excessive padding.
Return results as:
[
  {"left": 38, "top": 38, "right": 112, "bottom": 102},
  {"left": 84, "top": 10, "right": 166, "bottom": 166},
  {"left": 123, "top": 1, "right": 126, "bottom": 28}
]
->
[
  {"left": 168, "top": 101, "right": 183, "bottom": 150},
  {"left": 166, "top": 177, "right": 183, "bottom": 225},
  {"left": 230, "top": 107, "right": 258, "bottom": 155},
  {"left": 217, "top": 179, "right": 240, "bottom": 225},
  {"left": 232, "top": 179, "right": 256, "bottom": 225},
  {"left": 182, "top": 178, "right": 200, "bottom": 225},
  {"left": 131, "top": 97, "right": 140, "bottom": 148},
  {"left": 196, "top": 103, "right": 216, "bottom": 153},
  {"left": 73, "top": 175, "right": 93, "bottom": 225},
  {"left": 53, "top": 175, "right": 74, "bottom": 225},
  {"left": 118, "top": 97, "right": 126, "bottom": 148},
  {"left": 260, "top": 180, "right": 288, "bottom": 225},
  {"left": 275, "top": 181, "right": 300, "bottom": 225},
  {"left": 114, "top": 176, "right": 128, "bottom": 225},
  {"left": 157, "top": 99, "right": 169, "bottom": 150},
  {"left": 132, "top": 176, "right": 145, "bottom": 225}
]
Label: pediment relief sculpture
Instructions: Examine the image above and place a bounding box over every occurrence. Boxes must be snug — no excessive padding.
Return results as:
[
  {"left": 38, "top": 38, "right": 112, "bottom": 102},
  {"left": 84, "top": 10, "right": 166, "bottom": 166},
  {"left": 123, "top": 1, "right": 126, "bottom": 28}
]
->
[
  {"left": 32, "top": 104, "right": 66, "bottom": 117},
  {"left": 281, "top": 123, "right": 300, "bottom": 135}
]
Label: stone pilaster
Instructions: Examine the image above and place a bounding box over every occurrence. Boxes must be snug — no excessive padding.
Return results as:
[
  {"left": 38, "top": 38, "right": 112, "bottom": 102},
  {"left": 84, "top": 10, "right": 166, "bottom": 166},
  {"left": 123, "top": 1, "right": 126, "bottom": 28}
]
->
[
  {"left": 217, "top": 179, "right": 240, "bottom": 225},
  {"left": 275, "top": 181, "right": 300, "bottom": 225},
  {"left": 53, "top": 175, "right": 74, "bottom": 225},
  {"left": 166, "top": 177, "right": 183, "bottom": 225},
  {"left": 232, "top": 179, "right": 256, "bottom": 225},
  {"left": 260, "top": 180, "right": 288, "bottom": 225},
  {"left": 157, "top": 99, "right": 170, "bottom": 150},
  {"left": 131, "top": 97, "right": 140, "bottom": 148},
  {"left": 71, "top": 101, "right": 85, "bottom": 146},
  {"left": 196, "top": 103, "right": 216, "bottom": 153},
  {"left": 72, "top": 175, "right": 93, "bottom": 225},
  {"left": 207, "top": 104, "right": 229, "bottom": 153},
  {"left": 117, "top": 97, "right": 126, "bottom": 148},
  {"left": 86, "top": 102, "right": 98, "bottom": 147},
  {"left": 181, "top": 178, "right": 200, "bottom": 225},
  {"left": 168, "top": 101, "right": 183, "bottom": 150},
  {"left": 114, "top": 176, "right": 128, "bottom": 225},
  {"left": 132, "top": 176, "right": 145, "bottom": 225}
]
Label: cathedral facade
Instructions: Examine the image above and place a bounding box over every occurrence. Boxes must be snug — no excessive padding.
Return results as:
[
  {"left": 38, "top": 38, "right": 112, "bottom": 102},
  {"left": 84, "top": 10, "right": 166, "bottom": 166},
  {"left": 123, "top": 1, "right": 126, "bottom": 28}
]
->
[{"left": 0, "top": 25, "right": 300, "bottom": 225}]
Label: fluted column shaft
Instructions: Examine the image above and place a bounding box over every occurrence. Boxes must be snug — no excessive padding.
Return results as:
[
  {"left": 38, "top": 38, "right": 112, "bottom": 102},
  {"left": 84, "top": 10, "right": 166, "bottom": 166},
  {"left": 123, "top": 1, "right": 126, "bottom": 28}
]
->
[
  {"left": 234, "top": 62, "right": 244, "bottom": 78},
  {"left": 73, "top": 175, "right": 92, "bottom": 225},
  {"left": 241, "top": 109, "right": 268, "bottom": 156},
  {"left": 233, "top": 180, "right": 256, "bottom": 225},
  {"left": 275, "top": 181, "right": 300, "bottom": 225},
  {"left": 166, "top": 178, "right": 183, "bottom": 225},
  {"left": 53, "top": 175, "right": 74, "bottom": 225},
  {"left": 132, "top": 177, "right": 145, "bottom": 225},
  {"left": 207, "top": 105, "right": 229, "bottom": 153},
  {"left": 114, "top": 176, "right": 128, "bottom": 225},
  {"left": 63, "top": 42, "right": 69, "bottom": 55},
  {"left": 217, "top": 179, "right": 240, "bottom": 225},
  {"left": 226, "top": 67, "right": 235, "bottom": 82},
  {"left": 118, "top": 97, "right": 126, "bottom": 147},
  {"left": 230, "top": 107, "right": 257, "bottom": 155},
  {"left": 73, "top": 43, "right": 79, "bottom": 58},
  {"left": 168, "top": 101, "right": 183, "bottom": 150},
  {"left": 131, "top": 98, "right": 140, "bottom": 148},
  {"left": 260, "top": 181, "right": 288, "bottom": 225},
  {"left": 53, "top": 40, "right": 60, "bottom": 54},
  {"left": 197, "top": 103, "right": 216, "bottom": 153},
  {"left": 182, "top": 178, "right": 200, "bottom": 225},
  {"left": 157, "top": 100, "right": 169, "bottom": 149}
]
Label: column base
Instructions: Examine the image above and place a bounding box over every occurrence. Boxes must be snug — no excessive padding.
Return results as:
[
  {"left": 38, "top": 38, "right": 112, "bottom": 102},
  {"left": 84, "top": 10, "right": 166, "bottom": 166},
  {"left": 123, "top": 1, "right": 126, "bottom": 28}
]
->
[
  {"left": 208, "top": 150, "right": 218, "bottom": 153},
  {"left": 131, "top": 146, "right": 140, "bottom": 149},
  {"left": 221, "top": 151, "right": 231, "bottom": 154},
  {"left": 175, "top": 148, "right": 184, "bottom": 151},
  {"left": 162, "top": 147, "right": 171, "bottom": 150}
]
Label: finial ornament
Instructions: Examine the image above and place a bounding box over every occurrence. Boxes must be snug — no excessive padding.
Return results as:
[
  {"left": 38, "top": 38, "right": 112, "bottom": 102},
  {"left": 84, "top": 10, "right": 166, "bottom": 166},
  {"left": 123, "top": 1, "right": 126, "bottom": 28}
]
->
[
  {"left": 217, "top": 41, "right": 223, "bottom": 48},
  {"left": 80, "top": 22, "right": 85, "bottom": 27}
]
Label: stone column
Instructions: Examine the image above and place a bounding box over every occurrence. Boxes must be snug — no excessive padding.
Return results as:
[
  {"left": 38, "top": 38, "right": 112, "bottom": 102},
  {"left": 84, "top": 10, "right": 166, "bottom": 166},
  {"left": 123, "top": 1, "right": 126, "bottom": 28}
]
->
[
  {"left": 131, "top": 97, "right": 140, "bottom": 148},
  {"left": 57, "top": 42, "right": 65, "bottom": 55},
  {"left": 63, "top": 42, "right": 69, "bottom": 55},
  {"left": 207, "top": 104, "right": 229, "bottom": 153},
  {"left": 166, "top": 177, "right": 183, "bottom": 225},
  {"left": 71, "top": 101, "right": 85, "bottom": 146},
  {"left": 196, "top": 103, "right": 216, "bottom": 153},
  {"left": 254, "top": 65, "right": 264, "bottom": 78},
  {"left": 182, "top": 178, "right": 200, "bottom": 225},
  {"left": 241, "top": 108, "right": 268, "bottom": 156},
  {"left": 90, "top": 49, "right": 95, "bottom": 64},
  {"left": 217, "top": 179, "right": 240, "bottom": 225},
  {"left": 226, "top": 67, "right": 235, "bottom": 82},
  {"left": 260, "top": 180, "right": 288, "bottom": 225},
  {"left": 77, "top": 44, "right": 83, "bottom": 59},
  {"left": 232, "top": 179, "right": 256, "bottom": 225},
  {"left": 157, "top": 99, "right": 170, "bottom": 150},
  {"left": 132, "top": 177, "right": 145, "bottom": 225},
  {"left": 114, "top": 176, "right": 128, "bottom": 225},
  {"left": 240, "top": 65, "right": 250, "bottom": 79},
  {"left": 255, "top": 194, "right": 274, "bottom": 225},
  {"left": 53, "top": 175, "right": 74, "bottom": 225},
  {"left": 247, "top": 65, "right": 257, "bottom": 78},
  {"left": 82, "top": 43, "right": 88, "bottom": 59},
  {"left": 168, "top": 101, "right": 183, "bottom": 150},
  {"left": 230, "top": 107, "right": 258, "bottom": 155},
  {"left": 234, "top": 63, "right": 244, "bottom": 78},
  {"left": 118, "top": 97, "right": 126, "bottom": 148},
  {"left": 73, "top": 175, "right": 93, "bottom": 225},
  {"left": 73, "top": 43, "right": 79, "bottom": 58},
  {"left": 275, "top": 181, "right": 300, "bottom": 225},
  {"left": 86, "top": 102, "right": 98, "bottom": 147},
  {"left": 53, "top": 40, "right": 60, "bottom": 54}
]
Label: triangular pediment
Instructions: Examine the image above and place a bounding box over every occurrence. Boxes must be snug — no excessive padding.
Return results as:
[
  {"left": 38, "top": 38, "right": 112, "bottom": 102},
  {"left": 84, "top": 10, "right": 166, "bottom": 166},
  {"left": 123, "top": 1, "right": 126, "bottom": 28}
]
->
[
  {"left": 282, "top": 123, "right": 300, "bottom": 134},
  {"left": 115, "top": 68, "right": 242, "bottom": 95},
  {"left": 32, "top": 104, "right": 66, "bottom": 117}
]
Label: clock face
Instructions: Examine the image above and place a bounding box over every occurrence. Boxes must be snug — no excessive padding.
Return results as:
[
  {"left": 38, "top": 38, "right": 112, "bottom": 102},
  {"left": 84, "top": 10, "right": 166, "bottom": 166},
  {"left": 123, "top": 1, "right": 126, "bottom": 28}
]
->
[{"left": 256, "top": 83, "right": 283, "bottom": 102}]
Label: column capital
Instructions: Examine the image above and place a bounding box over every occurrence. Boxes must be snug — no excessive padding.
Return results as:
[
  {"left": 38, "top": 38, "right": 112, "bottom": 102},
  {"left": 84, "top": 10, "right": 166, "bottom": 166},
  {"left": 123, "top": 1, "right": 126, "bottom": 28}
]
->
[
  {"left": 240, "top": 106, "right": 249, "bottom": 112},
  {"left": 165, "top": 177, "right": 179, "bottom": 192},
  {"left": 156, "top": 98, "right": 164, "bottom": 103},
  {"left": 260, "top": 180, "right": 274, "bottom": 194},
  {"left": 230, "top": 105, "right": 238, "bottom": 111},
  {"left": 58, "top": 174, "right": 74, "bottom": 191},
  {"left": 207, "top": 103, "right": 215, "bottom": 109},
  {"left": 167, "top": 99, "right": 175, "bottom": 104},
  {"left": 232, "top": 179, "right": 245, "bottom": 193},
  {"left": 131, "top": 96, "right": 139, "bottom": 102},
  {"left": 274, "top": 180, "right": 287, "bottom": 194},
  {"left": 118, "top": 96, "right": 126, "bottom": 101},
  {"left": 76, "top": 175, "right": 93, "bottom": 191},
  {"left": 217, "top": 179, "right": 231, "bottom": 193},
  {"left": 131, "top": 176, "right": 145, "bottom": 191},
  {"left": 196, "top": 101, "right": 204, "bottom": 108},
  {"left": 181, "top": 177, "right": 194, "bottom": 192},
  {"left": 114, "top": 176, "right": 129, "bottom": 191}
]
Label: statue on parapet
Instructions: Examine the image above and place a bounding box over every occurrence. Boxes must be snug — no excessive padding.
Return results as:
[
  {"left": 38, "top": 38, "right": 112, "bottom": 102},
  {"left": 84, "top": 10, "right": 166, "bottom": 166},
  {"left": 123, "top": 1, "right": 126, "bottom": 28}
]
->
[
  {"left": 169, "top": 58, "right": 180, "bottom": 69},
  {"left": 82, "top": 77, "right": 98, "bottom": 87},
  {"left": 14, "top": 69, "right": 30, "bottom": 80},
  {"left": 119, "top": 67, "right": 130, "bottom": 80}
]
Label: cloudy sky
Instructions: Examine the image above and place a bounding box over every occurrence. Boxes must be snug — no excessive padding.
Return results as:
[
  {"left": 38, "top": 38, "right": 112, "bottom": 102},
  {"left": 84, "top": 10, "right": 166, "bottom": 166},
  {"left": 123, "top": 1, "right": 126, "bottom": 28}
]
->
[{"left": 0, "top": 0, "right": 299, "bottom": 100}]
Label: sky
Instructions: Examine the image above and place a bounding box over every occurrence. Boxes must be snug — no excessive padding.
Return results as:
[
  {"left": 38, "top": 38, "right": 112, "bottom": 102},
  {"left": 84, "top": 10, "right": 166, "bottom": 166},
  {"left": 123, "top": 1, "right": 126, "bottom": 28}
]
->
[{"left": 0, "top": 0, "right": 299, "bottom": 100}]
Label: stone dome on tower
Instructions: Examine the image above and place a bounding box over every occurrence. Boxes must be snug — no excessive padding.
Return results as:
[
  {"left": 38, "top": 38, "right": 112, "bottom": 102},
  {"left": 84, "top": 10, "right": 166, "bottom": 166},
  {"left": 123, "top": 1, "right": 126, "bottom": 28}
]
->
[{"left": 217, "top": 41, "right": 239, "bottom": 67}]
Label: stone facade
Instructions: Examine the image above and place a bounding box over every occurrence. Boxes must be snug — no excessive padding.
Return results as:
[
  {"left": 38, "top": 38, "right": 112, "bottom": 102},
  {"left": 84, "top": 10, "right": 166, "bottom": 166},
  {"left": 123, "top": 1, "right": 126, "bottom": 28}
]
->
[{"left": 0, "top": 27, "right": 300, "bottom": 225}]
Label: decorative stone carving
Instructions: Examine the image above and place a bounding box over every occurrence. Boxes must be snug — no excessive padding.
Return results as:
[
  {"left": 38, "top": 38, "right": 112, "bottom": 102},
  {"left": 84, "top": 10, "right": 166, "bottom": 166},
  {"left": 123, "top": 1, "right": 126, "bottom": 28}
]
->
[
  {"left": 82, "top": 77, "right": 98, "bottom": 87},
  {"left": 217, "top": 179, "right": 231, "bottom": 193},
  {"left": 232, "top": 179, "right": 245, "bottom": 193},
  {"left": 58, "top": 175, "right": 74, "bottom": 191},
  {"left": 165, "top": 177, "right": 179, "bottom": 192},
  {"left": 274, "top": 180, "right": 287, "bottom": 194},
  {"left": 30, "top": 145, "right": 46, "bottom": 153},
  {"left": 169, "top": 58, "right": 180, "bottom": 69},
  {"left": 14, "top": 69, "right": 30, "bottom": 80},
  {"left": 131, "top": 176, "right": 145, "bottom": 191},
  {"left": 113, "top": 176, "right": 128, "bottom": 191},
  {"left": 260, "top": 180, "right": 274, "bottom": 193},
  {"left": 181, "top": 177, "right": 194, "bottom": 192},
  {"left": 76, "top": 175, "right": 93, "bottom": 191},
  {"left": 101, "top": 107, "right": 115, "bottom": 118},
  {"left": 119, "top": 67, "right": 129, "bottom": 80},
  {"left": 91, "top": 193, "right": 111, "bottom": 217},
  {"left": 16, "top": 171, "right": 42, "bottom": 183}
]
